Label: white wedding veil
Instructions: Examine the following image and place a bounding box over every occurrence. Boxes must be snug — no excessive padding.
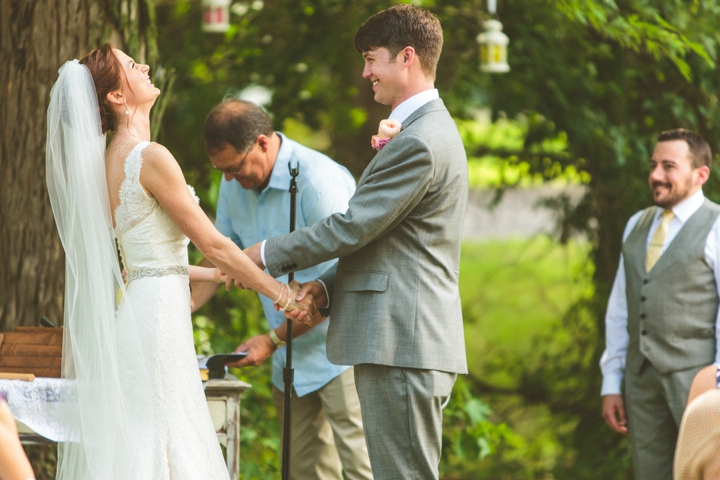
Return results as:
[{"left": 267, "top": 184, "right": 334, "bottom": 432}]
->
[{"left": 46, "top": 60, "right": 155, "bottom": 479}]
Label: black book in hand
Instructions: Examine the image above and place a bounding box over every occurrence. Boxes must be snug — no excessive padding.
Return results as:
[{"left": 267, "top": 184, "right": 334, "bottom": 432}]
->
[{"left": 198, "top": 353, "right": 248, "bottom": 380}]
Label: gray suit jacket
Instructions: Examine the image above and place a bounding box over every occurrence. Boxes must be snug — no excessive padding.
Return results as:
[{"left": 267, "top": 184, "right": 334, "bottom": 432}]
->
[{"left": 265, "top": 98, "right": 468, "bottom": 374}]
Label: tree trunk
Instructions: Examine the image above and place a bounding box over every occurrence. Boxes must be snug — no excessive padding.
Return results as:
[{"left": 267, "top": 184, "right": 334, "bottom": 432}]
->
[
  {"left": 1, "top": 3, "right": 104, "bottom": 476},
  {"left": 0, "top": 0, "right": 100, "bottom": 331}
]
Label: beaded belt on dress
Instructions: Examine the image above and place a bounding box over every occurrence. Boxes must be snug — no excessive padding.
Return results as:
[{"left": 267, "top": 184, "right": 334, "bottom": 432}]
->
[{"left": 127, "top": 265, "right": 189, "bottom": 282}]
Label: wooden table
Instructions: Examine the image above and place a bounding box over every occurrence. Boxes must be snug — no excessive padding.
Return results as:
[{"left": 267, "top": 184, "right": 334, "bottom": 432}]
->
[{"left": 14, "top": 378, "right": 251, "bottom": 478}]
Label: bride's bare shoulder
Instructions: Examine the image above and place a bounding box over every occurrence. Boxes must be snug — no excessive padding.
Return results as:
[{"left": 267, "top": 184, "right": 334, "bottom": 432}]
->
[
  {"left": 142, "top": 141, "right": 169, "bottom": 154},
  {"left": 139, "top": 142, "right": 186, "bottom": 192},
  {"left": 141, "top": 142, "right": 180, "bottom": 170}
]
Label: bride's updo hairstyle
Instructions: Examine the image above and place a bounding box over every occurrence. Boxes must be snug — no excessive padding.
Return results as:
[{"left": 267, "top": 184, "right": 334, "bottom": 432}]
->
[{"left": 79, "top": 43, "right": 123, "bottom": 133}]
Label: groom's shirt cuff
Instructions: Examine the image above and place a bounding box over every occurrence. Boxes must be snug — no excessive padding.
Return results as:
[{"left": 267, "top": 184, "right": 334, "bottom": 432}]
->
[
  {"left": 260, "top": 240, "right": 267, "bottom": 270},
  {"left": 316, "top": 279, "right": 330, "bottom": 308},
  {"left": 316, "top": 279, "right": 331, "bottom": 317}
]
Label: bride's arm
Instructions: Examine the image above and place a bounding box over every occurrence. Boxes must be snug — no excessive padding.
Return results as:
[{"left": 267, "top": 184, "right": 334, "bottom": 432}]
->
[
  {"left": 137, "top": 143, "right": 284, "bottom": 302},
  {"left": 188, "top": 265, "right": 227, "bottom": 284}
]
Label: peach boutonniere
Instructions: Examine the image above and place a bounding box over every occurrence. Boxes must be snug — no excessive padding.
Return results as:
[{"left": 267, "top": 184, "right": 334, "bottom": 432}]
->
[{"left": 371, "top": 119, "right": 402, "bottom": 151}]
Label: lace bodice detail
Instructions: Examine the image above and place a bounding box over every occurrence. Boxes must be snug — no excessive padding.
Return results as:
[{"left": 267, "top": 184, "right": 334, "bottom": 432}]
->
[
  {"left": 114, "top": 142, "right": 158, "bottom": 238},
  {"left": 113, "top": 142, "right": 199, "bottom": 275}
]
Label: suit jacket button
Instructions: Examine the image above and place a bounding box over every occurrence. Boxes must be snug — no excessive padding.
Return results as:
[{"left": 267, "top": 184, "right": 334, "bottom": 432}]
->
[
  {"left": 640, "top": 314, "right": 646, "bottom": 319},
  {"left": 643, "top": 279, "right": 649, "bottom": 285},
  {"left": 641, "top": 330, "right": 648, "bottom": 336},
  {"left": 640, "top": 296, "right": 646, "bottom": 302}
]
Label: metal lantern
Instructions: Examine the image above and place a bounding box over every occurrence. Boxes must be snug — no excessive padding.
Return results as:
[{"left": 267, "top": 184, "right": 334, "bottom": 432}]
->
[
  {"left": 477, "top": 19, "right": 510, "bottom": 73},
  {"left": 202, "top": 0, "right": 231, "bottom": 33}
]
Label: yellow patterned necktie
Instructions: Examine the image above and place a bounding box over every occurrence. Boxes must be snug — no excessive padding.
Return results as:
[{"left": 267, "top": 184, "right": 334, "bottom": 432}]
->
[{"left": 645, "top": 209, "right": 675, "bottom": 272}]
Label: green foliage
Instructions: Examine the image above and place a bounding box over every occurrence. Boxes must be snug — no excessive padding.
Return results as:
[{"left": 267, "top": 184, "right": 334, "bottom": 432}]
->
[
  {"left": 556, "top": 0, "right": 714, "bottom": 81},
  {"left": 442, "top": 377, "right": 521, "bottom": 475},
  {"left": 460, "top": 238, "right": 593, "bottom": 382},
  {"left": 457, "top": 115, "right": 589, "bottom": 188},
  {"left": 457, "top": 238, "right": 601, "bottom": 478},
  {"left": 155, "top": 0, "right": 398, "bottom": 184}
]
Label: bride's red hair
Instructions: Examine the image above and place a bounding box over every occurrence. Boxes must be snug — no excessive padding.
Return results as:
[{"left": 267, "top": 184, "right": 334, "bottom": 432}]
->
[{"left": 80, "top": 43, "right": 123, "bottom": 133}]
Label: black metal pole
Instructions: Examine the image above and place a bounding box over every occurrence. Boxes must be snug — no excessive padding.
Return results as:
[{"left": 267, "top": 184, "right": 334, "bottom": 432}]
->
[{"left": 281, "top": 161, "right": 299, "bottom": 480}]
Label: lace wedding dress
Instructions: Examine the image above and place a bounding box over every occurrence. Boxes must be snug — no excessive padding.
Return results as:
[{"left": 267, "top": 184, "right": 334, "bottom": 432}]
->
[{"left": 112, "top": 141, "right": 230, "bottom": 479}]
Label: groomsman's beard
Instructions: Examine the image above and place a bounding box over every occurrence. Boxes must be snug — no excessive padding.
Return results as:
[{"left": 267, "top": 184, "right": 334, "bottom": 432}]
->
[{"left": 650, "top": 178, "right": 695, "bottom": 209}]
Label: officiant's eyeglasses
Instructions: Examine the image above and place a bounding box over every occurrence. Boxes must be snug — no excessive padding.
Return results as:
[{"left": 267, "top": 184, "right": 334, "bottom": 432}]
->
[{"left": 212, "top": 146, "right": 252, "bottom": 176}]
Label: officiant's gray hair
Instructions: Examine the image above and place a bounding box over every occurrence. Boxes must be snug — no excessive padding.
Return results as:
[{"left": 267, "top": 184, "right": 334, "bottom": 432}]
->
[{"left": 203, "top": 99, "right": 273, "bottom": 155}]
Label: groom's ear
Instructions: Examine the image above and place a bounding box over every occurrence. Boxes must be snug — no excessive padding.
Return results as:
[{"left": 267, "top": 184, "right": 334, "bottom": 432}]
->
[{"left": 401, "top": 46, "right": 416, "bottom": 66}]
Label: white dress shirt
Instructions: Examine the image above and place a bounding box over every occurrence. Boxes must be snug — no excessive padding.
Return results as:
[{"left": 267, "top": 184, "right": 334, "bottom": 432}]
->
[
  {"left": 388, "top": 88, "right": 439, "bottom": 123},
  {"left": 600, "top": 189, "right": 720, "bottom": 395},
  {"left": 260, "top": 88, "right": 441, "bottom": 300}
]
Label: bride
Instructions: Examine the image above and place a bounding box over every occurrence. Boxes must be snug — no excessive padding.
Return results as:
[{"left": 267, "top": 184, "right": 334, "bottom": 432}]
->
[{"left": 46, "top": 44, "right": 308, "bottom": 479}]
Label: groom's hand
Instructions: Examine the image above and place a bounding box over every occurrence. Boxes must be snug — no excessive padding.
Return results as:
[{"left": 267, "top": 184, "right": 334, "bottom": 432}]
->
[
  {"left": 285, "top": 281, "right": 327, "bottom": 325},
  {"left": 226, "top": 334, "right": 275, "bottom": 368},
  {"left": 280, "top": 281, "right": 317, "bottom": 326},
  {"left": 244, "top": 242, "right": 265, "bottom": 270}
]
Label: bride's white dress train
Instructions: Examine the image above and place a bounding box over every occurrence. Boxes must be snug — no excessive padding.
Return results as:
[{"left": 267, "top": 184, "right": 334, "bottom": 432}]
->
[{"left": 113, "top": 141, "right": 230, "bottom": 479}]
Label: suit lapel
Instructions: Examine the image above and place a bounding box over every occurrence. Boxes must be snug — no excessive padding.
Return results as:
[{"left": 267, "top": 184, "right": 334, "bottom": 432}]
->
[
  {"left": 399, "top": 98, "right": 446, "bottom": 131},
  {"left": 357, "top": 98, "right": 447, "bottom": 186}
]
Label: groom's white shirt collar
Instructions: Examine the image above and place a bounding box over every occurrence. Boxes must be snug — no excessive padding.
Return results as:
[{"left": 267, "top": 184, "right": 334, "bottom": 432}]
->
[{"left": 389, "top": 89, "right": 439, "bottom": 124}]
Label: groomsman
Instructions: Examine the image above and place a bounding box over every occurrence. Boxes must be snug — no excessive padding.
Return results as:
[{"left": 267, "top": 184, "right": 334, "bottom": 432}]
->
[
  {"left": 601, "top": 129, "right": 720, "bottom": 479},
  {"left": 246, "top": 5, "right": 469, "bottom": 479},
  {"left": 191, "top": 100, "right": 372, "bottom": 480}
]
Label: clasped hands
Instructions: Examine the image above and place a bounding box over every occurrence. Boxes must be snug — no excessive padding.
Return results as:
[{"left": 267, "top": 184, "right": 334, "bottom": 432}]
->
[
  {"left": 226, "top": 280, "right": 326, "bottom": 369},
  {"left": 229, "top": 277, "right": 322, "bottom": 325},
  {"left": 275, "top": 280, "right": 324, "bottom": 326}
]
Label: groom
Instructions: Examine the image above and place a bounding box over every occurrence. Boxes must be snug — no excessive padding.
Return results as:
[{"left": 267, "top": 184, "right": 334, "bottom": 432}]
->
[{"left": 246, "top": 5, "right": 468, "bottom": 478}]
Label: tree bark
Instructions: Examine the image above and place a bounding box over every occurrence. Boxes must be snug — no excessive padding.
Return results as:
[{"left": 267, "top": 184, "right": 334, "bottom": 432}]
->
[{"left": 0, "top": 0, "right": 97, "bottom": 331}]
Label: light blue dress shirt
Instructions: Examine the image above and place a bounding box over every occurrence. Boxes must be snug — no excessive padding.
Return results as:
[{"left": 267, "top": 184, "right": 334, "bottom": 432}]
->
[{"left": 215, "top": 132, "right": 356, "bottom": 396}]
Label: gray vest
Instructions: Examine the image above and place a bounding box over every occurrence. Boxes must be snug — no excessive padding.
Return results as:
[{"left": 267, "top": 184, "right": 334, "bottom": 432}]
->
[{"left": 623, "top": 199, "right": 720, "bottom": 375}]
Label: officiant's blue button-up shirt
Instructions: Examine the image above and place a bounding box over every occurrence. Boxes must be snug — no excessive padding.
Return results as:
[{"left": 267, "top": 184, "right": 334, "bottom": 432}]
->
[{"left": 215, "top": 132, "right": 356, "bottom": 397}]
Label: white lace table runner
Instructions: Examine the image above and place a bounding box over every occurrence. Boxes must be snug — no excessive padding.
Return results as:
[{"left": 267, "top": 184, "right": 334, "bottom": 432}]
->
[{"left": 0, "top": 378, "right": 68, "bottom": 441}]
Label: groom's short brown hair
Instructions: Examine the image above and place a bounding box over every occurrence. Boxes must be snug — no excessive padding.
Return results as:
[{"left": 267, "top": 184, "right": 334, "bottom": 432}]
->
[{"left": 354, "top": 4, "right": 443, "bottom": 80}]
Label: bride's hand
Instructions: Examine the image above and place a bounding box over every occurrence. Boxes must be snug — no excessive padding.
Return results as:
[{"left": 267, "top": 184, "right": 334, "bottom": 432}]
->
[{"left": 213, "top": 269, "right": 231, "bottom": 291}]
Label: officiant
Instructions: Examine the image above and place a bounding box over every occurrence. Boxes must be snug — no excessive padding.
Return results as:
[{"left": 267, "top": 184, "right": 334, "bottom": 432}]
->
[{"left": 190, "top": 99, "right": 372, "bottom": 480}]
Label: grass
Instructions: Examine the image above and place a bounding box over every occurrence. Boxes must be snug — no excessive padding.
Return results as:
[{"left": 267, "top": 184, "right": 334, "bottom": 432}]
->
[
  {"left": 459, "top": 236, "right": 593, "bottom": 386},
  {"left": 453, "top": 236, "right": 594, "bottom": 478}
]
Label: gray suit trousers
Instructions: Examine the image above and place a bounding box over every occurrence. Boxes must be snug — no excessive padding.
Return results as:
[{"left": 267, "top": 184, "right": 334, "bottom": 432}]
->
[
  {"left": 354, "top": 364, "right": 456, "bottom": 480},
  {"left": 625, "top": 360, "right": 704, "bottom": 480}
]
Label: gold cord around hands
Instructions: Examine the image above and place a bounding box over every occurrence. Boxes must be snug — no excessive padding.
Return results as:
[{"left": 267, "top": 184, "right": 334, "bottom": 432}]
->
[{"left": 283, "top": 280, "right": 319, "bottom": 324}]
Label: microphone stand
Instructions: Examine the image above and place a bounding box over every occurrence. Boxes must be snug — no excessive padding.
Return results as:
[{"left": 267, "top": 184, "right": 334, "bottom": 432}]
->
[{"left": 281, "top": 160, "right": 299, "bottom": 480}]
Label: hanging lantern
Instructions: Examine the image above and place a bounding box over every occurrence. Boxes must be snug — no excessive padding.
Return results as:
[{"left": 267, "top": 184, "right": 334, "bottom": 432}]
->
[
  {"left": 477, "top": 19, "right": 510, "bottom": 73},
  {"left": 202, "top": 0, "right": 231, "bottom": 33}
]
